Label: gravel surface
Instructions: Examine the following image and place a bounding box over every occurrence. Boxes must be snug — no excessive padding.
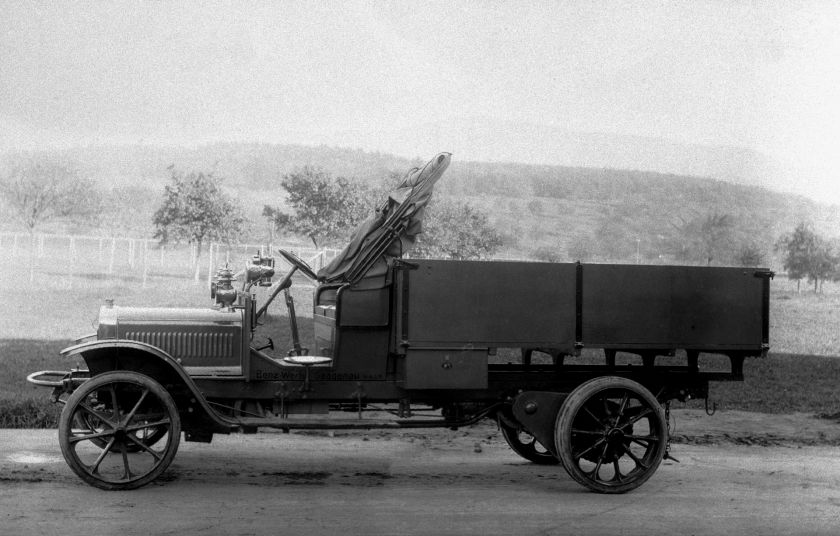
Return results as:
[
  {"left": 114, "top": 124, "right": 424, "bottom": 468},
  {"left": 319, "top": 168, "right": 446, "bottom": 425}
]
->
[{"left": 2, "top": 410, "right": 839, "bottom": 535}]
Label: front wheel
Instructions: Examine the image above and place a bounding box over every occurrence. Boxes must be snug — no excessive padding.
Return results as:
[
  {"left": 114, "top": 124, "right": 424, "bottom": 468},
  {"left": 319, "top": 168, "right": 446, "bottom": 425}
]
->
[
  {"left": 59, "top": 371, "right": 181, "bottom": 490},
  {"left": 555, "top": 376, "right": 666, "bottom": 494}
]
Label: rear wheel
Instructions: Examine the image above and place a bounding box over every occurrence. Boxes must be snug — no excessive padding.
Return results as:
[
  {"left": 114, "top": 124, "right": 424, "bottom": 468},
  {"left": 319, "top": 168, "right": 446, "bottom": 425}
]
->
[
  {"left": 59, "top": 371, "right": 181, "bottom": 490},
  {"left": 555, "top": 376, "right": 666, "bottom": 494},
  {"left": 498, "top": 413, "right": 559, "bottom": 465}
]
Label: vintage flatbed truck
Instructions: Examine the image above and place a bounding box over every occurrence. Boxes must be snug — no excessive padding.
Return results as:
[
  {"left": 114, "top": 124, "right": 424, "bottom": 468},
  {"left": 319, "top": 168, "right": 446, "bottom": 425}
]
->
[{"left": 28, "top": 153, "right": 772, "bottom": 493}]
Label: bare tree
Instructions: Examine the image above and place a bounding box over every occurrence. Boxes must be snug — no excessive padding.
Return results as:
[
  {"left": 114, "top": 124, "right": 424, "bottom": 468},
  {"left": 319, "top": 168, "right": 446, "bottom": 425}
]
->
[
  {"left": 0, "top": 158, "right": 101, "bottom": 280},
  {"left": 0, "top": 158, "right": 100, "bottom": 233}
]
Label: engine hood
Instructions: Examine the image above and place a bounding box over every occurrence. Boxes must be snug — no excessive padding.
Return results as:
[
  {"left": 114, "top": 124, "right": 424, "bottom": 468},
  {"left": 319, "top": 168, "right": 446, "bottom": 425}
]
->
[{"left": 97, "top": 305, "right": 245, "bottom": 367}]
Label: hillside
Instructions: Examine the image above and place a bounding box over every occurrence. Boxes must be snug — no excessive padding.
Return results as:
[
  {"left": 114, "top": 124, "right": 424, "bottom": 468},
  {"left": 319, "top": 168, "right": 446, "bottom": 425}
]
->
[{"left": 2, "top": 143, "right": 838, "bottom": 266}]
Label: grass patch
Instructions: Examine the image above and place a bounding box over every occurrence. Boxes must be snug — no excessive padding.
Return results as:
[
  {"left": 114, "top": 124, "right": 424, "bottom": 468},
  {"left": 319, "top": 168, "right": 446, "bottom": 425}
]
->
[
  {"left": 0, "top": 397, "right": 60, "bottom": 428},
  {"left": 0, "top": 339, "right": 69, "bottom": 427},
  {"left": 692, "top": 352, "right": 840, "bottom": 414},
  {"left": 0, "top": 340, "right": 71, "bottom": 399}
]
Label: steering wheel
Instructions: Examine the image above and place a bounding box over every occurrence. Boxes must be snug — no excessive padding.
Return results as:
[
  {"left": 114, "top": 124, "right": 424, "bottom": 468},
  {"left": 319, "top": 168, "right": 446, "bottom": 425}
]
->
[{"left": 277, "top": 249, "right": 318, "bottom": 280}]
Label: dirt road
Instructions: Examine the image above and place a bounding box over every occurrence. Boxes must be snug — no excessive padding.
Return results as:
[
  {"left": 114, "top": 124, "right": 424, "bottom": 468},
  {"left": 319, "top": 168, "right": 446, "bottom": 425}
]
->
[{"left": 2, "top": 411, "right": 839, "bottom": 535}]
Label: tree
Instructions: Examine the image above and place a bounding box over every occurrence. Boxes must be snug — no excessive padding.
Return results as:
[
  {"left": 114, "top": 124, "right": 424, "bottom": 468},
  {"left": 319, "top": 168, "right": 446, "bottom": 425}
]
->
[
  {"left": 153, "top": 167, "right": 246, "bottom": 279},
  {"left": 668, "top": 211, "right": 734, "bottom": 265},
  {"left": 532, "top": 246, "right": 564, "bottom": 263},
  {"left": 736, "top": 242, "right": 766, "bottom": 267},
  {"left": 268, "top": 167, "right": 372, "bottom": 248},
  {"left": 262, "top": 205, "right": 291, "bottom": 243},
  {"left": 698, "top": 212, "right": 734, "bottom": 266},
  {"left": 0, "top": 158, "right": 101, "bottom": 281},
  {"left": 775, "top": 223, "right": 837, "bottom": 293},
  {"left": 411, "top": 197, "right": 503, "bottom": 260},
  {"left": 810, "top": 245, "right": 838, "bottom": 293},
  {"left": 0, "top": 158, "right": 101, "bottom": 233}
]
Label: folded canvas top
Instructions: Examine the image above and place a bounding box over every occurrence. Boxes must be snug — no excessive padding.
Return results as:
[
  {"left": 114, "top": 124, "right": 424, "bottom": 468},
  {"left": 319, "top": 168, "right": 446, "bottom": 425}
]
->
[{"left": 317, "top": 152, "right": 452, "bottom": 284}]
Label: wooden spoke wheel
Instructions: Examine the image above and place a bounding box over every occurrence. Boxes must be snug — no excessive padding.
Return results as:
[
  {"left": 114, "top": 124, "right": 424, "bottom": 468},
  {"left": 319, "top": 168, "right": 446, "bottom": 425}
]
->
[
  {"left": 555, "top": 376, "right": 666, "bottom": 494},
  {"left": 73, "top": 412, "right": 167, "bottom": 453},
  {"left": 59, "top": 371, "right": 181, "bottom": 490},
  {"left": 498, "top": 414, "right": 560, "bottom": 465}
]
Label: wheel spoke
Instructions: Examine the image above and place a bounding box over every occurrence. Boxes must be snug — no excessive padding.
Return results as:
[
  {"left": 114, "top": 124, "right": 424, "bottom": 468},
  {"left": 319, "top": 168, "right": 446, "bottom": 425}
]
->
[
  {"left": 574, "top": 437, "right": 607, "bottom": 462},
  {"left": 122, "top": 388, "right": 149, "bottom": 426},
  {"left": 570, "top": 428, "right": 602, "bottom": 436},
  {"left": 626, "top": 433, "right": 659, "bottom": 443},
  {"left": 109, "top": 385, "right": 121, "bottom": 423},
  {"left": 124, "top": 418, "right": 170, "bottom": 434},
  {"left": 119, "top": 443, "right": 133, "bottom": 480},
  {"left": 612, "top": 460, "right": 623, "bottom": 482},
  {"left": 126, "top": 434, "right": 163, "bottom": 461},
  {"left": 587, "top": 442, "right": 610, "bottom": 479},
  {"left": 77, "top": 402, "right": 116, "bottom": 429},
  {"left": 69, "top": 428, "right": 117, "bottom": 445},
  {"left": 582, "top": 406, "right": 604, "bottom": 428},
  {"left": 618, "top": 407, "right": 653, "bottom": 430},
  {"left": 616, "top": 393, "right": 629, "bottom": 419},
  {"left": 88, "top": 437, "right": 116, "bottom": 475},
  {"left": 621, "top": 444, "right": 649, "bottom": 470}
]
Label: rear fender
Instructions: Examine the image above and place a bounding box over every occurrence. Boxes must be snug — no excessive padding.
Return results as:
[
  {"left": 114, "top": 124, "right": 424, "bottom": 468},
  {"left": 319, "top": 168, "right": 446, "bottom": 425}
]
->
[{"left": 61, "top": 339, "right": 234, "bottom": 433}]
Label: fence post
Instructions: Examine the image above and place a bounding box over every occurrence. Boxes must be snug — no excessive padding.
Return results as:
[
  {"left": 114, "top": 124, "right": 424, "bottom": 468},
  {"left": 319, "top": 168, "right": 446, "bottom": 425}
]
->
[
  {"left": 142, "top": 239, "right": 149, "bottom": 288},
  {"left": 108, "top": 237, "right": 116, "bottom": 275},
  {"left": 207, "top": 243, "right": 215, "bottom": 288},
  {"left": 38, "top": 234, "right": 45, "bottom": 258},
  {"left": 29, "top": 234, "right": 36, "bottom": 282},
  {"left": 67, "top": 236, "right": 75, "bottom": 289},
  {"left": 12, "top": 234, "right": 18, "bottom": 258}
]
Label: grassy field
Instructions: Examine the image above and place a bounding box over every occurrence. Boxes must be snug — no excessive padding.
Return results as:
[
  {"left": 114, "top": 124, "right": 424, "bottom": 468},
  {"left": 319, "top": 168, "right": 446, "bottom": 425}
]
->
[{"left": 1, "top": 266, "right": 839, "bottom": 427}]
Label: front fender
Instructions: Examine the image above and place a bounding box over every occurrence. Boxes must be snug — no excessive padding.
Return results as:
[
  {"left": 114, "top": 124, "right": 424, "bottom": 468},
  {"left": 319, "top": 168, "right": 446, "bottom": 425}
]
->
[{"left": 61, "top": 339, "right": 235, "bottom": 433}]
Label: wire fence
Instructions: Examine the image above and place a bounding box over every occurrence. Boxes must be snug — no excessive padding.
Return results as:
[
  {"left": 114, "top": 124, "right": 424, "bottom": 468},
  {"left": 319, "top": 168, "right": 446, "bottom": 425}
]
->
[{"left": 0, "top": 232, "right": 340, "bottom": 289}]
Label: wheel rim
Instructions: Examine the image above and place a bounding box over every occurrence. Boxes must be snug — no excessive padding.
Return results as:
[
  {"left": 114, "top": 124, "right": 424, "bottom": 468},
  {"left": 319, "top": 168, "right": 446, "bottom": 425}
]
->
[
  {"left": 499, "top": 417, "right": 559, "bottom": 465},
  {"left": 557, "top": 379, "right": 665, "bottom": 493},
  {"left": 60, "top": 373, "right": 180, "bottom": 489}
]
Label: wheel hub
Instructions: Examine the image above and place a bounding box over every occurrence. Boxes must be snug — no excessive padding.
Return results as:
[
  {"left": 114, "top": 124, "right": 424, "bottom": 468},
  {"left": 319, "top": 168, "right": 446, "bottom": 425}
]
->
[
  {"left": 602, "top": 428, "right": 628, "bottom": 461},
  {"left": 113, "top": 427, "right": 128, "bottom": 443}
]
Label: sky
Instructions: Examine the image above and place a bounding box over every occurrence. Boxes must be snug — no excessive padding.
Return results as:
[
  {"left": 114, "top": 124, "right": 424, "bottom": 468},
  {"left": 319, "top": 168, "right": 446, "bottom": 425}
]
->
[{"left": 1, "top": 1, "right": 839, "bottom": 203}]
